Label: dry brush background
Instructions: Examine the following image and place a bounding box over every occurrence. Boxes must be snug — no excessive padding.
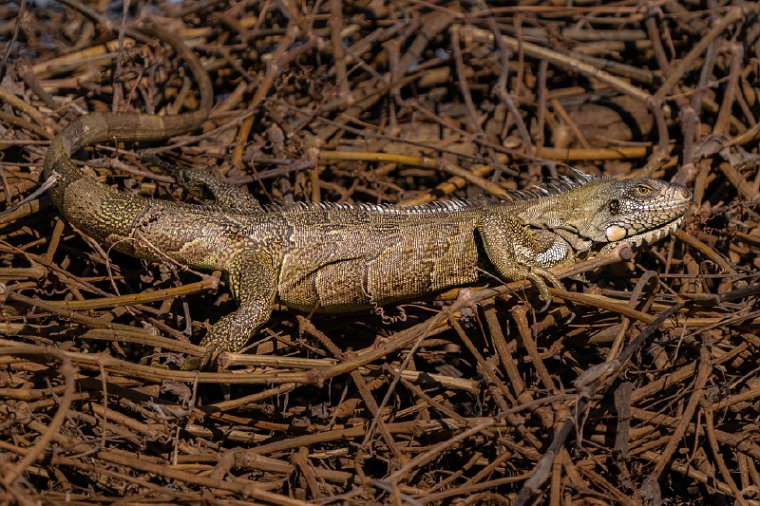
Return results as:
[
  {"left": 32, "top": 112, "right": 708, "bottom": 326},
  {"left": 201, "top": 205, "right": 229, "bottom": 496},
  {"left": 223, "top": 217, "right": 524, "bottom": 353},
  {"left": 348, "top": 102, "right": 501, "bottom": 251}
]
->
[{"left": 0, "top": 1, "right": 759, "bottom": 505}]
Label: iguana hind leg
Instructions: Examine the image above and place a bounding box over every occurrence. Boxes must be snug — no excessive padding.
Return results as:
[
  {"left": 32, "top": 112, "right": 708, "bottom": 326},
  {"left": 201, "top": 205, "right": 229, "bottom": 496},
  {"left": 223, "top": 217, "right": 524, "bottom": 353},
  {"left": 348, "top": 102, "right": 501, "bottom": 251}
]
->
[
  {"left": 183, "top": 252, "right": 277, "bottom": 369},
  {"left": 477, "top": 212, "right": 570, "bottom": 302},
  {"left": 147, "top": 156, "right": 263, "bottom": 211},
  {"left": 175, "top": 167, "right": 264, "bottom": 211}
]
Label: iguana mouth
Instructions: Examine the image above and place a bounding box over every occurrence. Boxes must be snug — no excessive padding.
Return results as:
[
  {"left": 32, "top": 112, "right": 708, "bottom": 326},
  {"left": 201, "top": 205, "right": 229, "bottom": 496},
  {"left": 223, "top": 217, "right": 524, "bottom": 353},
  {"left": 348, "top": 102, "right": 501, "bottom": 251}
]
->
[
  {"left": 625, "top": 216, "right": 684, "bottom": 247},
  {"left": 600, "top": 216, "right": 684, "bottom": 254}
]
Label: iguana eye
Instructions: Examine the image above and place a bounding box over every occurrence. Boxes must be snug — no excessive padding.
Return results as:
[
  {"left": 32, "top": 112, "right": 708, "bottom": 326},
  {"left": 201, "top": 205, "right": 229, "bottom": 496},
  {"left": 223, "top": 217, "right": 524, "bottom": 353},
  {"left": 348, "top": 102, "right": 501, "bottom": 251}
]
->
[
  {"left": 635, "top": 185, "right": 652, "bottom": 195},
  {"left": 608, "top": 199, "right": 620, "bottom": 215}
]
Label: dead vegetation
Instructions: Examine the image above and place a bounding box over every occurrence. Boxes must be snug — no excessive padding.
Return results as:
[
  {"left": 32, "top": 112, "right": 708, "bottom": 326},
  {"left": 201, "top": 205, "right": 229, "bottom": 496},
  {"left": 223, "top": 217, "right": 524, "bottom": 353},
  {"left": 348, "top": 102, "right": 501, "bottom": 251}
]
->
[{"left": 0, "top": 1, "right": 759, "bottom": 505}]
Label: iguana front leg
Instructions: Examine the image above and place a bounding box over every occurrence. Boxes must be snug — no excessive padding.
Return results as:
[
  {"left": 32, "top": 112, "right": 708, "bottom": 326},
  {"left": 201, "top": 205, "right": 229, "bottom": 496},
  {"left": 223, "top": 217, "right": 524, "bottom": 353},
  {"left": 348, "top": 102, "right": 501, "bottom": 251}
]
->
[{"left": 477, "top": 212, "right": 572, "bottom": 302}]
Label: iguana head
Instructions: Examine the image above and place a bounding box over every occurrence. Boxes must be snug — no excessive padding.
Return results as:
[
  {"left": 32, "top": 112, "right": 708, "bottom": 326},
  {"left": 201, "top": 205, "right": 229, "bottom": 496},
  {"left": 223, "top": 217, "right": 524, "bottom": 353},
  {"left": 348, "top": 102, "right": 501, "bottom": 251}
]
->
[
  {"left": 562, "top": 176, "right": 692, "bottom": 250},
  {"left": 517, "top": 173, "right": 692, "bottom": 256}
]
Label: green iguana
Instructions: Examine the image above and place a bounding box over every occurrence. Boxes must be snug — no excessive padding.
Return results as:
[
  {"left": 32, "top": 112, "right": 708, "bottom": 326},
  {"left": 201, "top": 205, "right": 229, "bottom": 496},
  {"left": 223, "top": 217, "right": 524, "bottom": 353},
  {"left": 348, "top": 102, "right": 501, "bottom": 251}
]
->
[{"left": 42, "top": 26, "right": 693, "bottom": 364}]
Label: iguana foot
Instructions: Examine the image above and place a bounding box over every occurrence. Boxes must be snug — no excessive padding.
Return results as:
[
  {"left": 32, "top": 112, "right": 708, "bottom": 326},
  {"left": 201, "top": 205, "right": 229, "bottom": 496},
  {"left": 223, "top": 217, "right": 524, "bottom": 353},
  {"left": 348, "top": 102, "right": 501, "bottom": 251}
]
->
[
  {"left": 181, "top": 344, "right": 223, "bottom": 371},
  {"left": 524, "top": 266, "right": 564, "bottom": 311}
]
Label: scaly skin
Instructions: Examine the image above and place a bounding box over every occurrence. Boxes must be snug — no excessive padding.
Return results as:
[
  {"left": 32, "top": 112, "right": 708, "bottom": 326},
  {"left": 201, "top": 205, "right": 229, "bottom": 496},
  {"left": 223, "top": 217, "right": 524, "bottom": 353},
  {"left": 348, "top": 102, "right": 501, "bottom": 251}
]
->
[{"left": 42, "top": 27, "right": 693, "bottom": 366}]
